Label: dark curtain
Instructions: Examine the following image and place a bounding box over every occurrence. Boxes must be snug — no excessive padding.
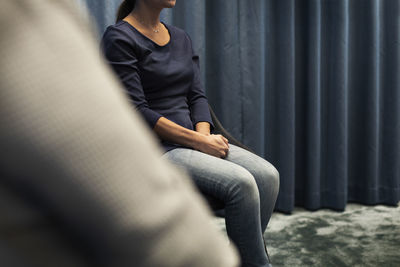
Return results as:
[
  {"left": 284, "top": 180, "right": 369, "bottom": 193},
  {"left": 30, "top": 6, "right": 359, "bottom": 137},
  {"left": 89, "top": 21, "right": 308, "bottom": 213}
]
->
[{"left": 79, "top": 0, "right": 400, "bottom": 213}]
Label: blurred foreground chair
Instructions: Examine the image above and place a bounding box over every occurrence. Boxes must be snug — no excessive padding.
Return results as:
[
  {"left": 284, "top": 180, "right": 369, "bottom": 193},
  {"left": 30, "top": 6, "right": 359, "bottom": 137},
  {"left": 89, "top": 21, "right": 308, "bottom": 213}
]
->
[{"left": 0, "top": 1, "right": 240, "bottom": 267}]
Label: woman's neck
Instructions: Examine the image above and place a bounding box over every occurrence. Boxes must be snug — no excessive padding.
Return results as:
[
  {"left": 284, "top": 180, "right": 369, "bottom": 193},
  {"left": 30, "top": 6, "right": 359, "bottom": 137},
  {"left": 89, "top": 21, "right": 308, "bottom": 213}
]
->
[{"left": 131, "top": 1, "right": 161, "bottom": 28}]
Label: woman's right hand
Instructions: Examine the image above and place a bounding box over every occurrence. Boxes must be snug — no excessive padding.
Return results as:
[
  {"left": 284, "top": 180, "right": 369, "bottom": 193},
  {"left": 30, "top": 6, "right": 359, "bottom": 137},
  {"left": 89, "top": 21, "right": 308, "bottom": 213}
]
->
[
  {"left": 195, "top": 134, "right": 229, "bottom": 158},
  {"left": 153, "top": 117, "right": 229, "bottom": 158}
]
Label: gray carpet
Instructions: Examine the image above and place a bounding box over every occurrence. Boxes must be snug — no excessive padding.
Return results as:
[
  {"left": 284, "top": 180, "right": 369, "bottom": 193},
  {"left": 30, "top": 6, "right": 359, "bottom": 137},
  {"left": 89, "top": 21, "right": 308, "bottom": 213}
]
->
[
  {"left": 216, "top": 204, "right": 400, "bottom": 266},
  {"left": 265, "top": 204, "right": 400, "bottom": 267}
]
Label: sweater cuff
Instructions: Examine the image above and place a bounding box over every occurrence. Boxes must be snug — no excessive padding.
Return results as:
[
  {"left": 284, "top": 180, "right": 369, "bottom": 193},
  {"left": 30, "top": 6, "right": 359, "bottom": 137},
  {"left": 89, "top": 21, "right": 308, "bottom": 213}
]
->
[{"left": 140, "top": 108, "right": 163, "bottom": 129}]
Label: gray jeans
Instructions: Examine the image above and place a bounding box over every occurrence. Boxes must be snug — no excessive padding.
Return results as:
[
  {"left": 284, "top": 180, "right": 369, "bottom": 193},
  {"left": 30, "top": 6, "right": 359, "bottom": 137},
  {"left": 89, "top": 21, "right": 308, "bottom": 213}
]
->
[{"left": 163, "top": 145, "right": 280, "bottom": 267}]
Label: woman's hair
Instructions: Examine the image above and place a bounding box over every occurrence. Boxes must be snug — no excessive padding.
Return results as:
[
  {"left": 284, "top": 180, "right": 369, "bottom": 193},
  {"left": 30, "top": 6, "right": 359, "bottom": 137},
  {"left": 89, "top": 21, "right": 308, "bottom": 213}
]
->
[{"left": 116, "top": 0, "right": 136, "bottom": 22}]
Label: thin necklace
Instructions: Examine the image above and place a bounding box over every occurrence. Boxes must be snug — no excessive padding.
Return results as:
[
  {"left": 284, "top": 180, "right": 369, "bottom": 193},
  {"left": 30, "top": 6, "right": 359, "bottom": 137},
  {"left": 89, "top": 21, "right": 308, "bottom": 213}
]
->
[{"left": 132, "top": 14, "right": 161, "bottom": 33}]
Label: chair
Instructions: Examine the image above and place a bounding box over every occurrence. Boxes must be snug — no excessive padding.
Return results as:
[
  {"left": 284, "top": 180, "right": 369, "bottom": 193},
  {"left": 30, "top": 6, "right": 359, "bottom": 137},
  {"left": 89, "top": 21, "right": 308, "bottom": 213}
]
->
[{"left": 209, "top": 105, "right": 252, "bottom": 152}]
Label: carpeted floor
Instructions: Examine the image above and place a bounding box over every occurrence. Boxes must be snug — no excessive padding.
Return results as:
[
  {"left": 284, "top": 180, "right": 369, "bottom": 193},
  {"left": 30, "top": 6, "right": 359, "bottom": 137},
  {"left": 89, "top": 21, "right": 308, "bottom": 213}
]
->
[
  {"left": 265, "top": 204, "right": 400, "bottom": 267},
  {"left": 216, "top": 204, "right": 400, "bottom": 266}
]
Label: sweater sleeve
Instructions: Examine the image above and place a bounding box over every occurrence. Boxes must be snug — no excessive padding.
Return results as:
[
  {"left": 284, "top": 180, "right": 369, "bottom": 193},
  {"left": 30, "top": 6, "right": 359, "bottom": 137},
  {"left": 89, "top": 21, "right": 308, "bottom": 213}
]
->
[
  {"left": 101, "top": 28, "right": 162, "bottom": 128},
  {"left": 186, "top": 35, "right": 214, "bottom": 130}
]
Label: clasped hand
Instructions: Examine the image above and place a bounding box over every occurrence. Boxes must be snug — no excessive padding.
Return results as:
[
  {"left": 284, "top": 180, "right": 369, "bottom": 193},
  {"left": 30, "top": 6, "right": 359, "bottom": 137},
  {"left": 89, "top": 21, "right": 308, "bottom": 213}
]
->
[{"left": 196, "top": 134, "right": 229, "bottom": 159}]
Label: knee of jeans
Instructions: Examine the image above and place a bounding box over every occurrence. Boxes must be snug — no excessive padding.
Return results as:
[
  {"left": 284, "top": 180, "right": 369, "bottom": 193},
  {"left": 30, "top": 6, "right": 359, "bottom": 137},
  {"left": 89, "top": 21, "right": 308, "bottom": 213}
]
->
[
  {"left": 229, "top": 169, "right": 260, "bottom": 203},
  {"left": 257, "top": 164, "right": 280, "bottom": 193},
  {"left": 269, "top": 165, "right": 280, "bottom": 191}
]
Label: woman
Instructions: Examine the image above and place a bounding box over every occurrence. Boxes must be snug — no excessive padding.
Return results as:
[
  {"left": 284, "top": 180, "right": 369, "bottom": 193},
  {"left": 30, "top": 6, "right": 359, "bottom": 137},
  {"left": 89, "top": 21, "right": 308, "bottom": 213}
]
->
[{"left": 101, "top": 1, "right": 279, "bottom": 266}]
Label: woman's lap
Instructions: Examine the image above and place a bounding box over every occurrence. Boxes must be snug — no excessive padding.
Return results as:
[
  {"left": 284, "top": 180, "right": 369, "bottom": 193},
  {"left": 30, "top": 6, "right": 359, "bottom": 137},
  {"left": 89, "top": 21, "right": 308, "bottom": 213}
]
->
[
  {"left": 162, "top": 145, "right": 258, "bottom": 204},
  {"left": 162, "top": 144, "right": 279, "bottom": 217}
]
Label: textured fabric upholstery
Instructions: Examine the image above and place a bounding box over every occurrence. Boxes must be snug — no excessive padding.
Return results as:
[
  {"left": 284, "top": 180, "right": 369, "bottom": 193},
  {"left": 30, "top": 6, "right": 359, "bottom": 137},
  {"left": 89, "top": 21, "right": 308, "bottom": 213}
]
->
[{"left": 0, "top": 1, "right": 238, "bottom": 266}]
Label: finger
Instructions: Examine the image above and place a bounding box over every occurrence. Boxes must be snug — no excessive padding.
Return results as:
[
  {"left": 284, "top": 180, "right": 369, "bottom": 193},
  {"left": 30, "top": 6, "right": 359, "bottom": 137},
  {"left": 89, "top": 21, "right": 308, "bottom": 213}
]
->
[
  {"left": 222, "top": 136, "right": 229, "bottom": 144},
  {"left": 217, "top": 135, "right": 229, "bottom": 146},
  {"left": 220, "top": 150, "right": 227, "bottom": 159},
  {"left": 216, "top": 135, "right": 226, "bottom": 145},
  {"left": 221, "top": 137, "right": 229, "bottom": 148}
]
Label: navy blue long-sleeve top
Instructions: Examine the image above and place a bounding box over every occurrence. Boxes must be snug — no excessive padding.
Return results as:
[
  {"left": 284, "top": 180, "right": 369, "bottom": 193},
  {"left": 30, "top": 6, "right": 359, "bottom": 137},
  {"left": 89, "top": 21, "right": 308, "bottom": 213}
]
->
[{"left": 101, "top": 21, "right": 214, "bottom": 152}]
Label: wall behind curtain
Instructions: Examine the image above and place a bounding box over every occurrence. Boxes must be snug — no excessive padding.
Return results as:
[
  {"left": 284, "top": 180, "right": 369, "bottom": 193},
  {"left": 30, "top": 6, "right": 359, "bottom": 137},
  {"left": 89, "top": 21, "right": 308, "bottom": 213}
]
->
[{"left": 79, "top": 0, "right": 400, "bottom": 213}]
